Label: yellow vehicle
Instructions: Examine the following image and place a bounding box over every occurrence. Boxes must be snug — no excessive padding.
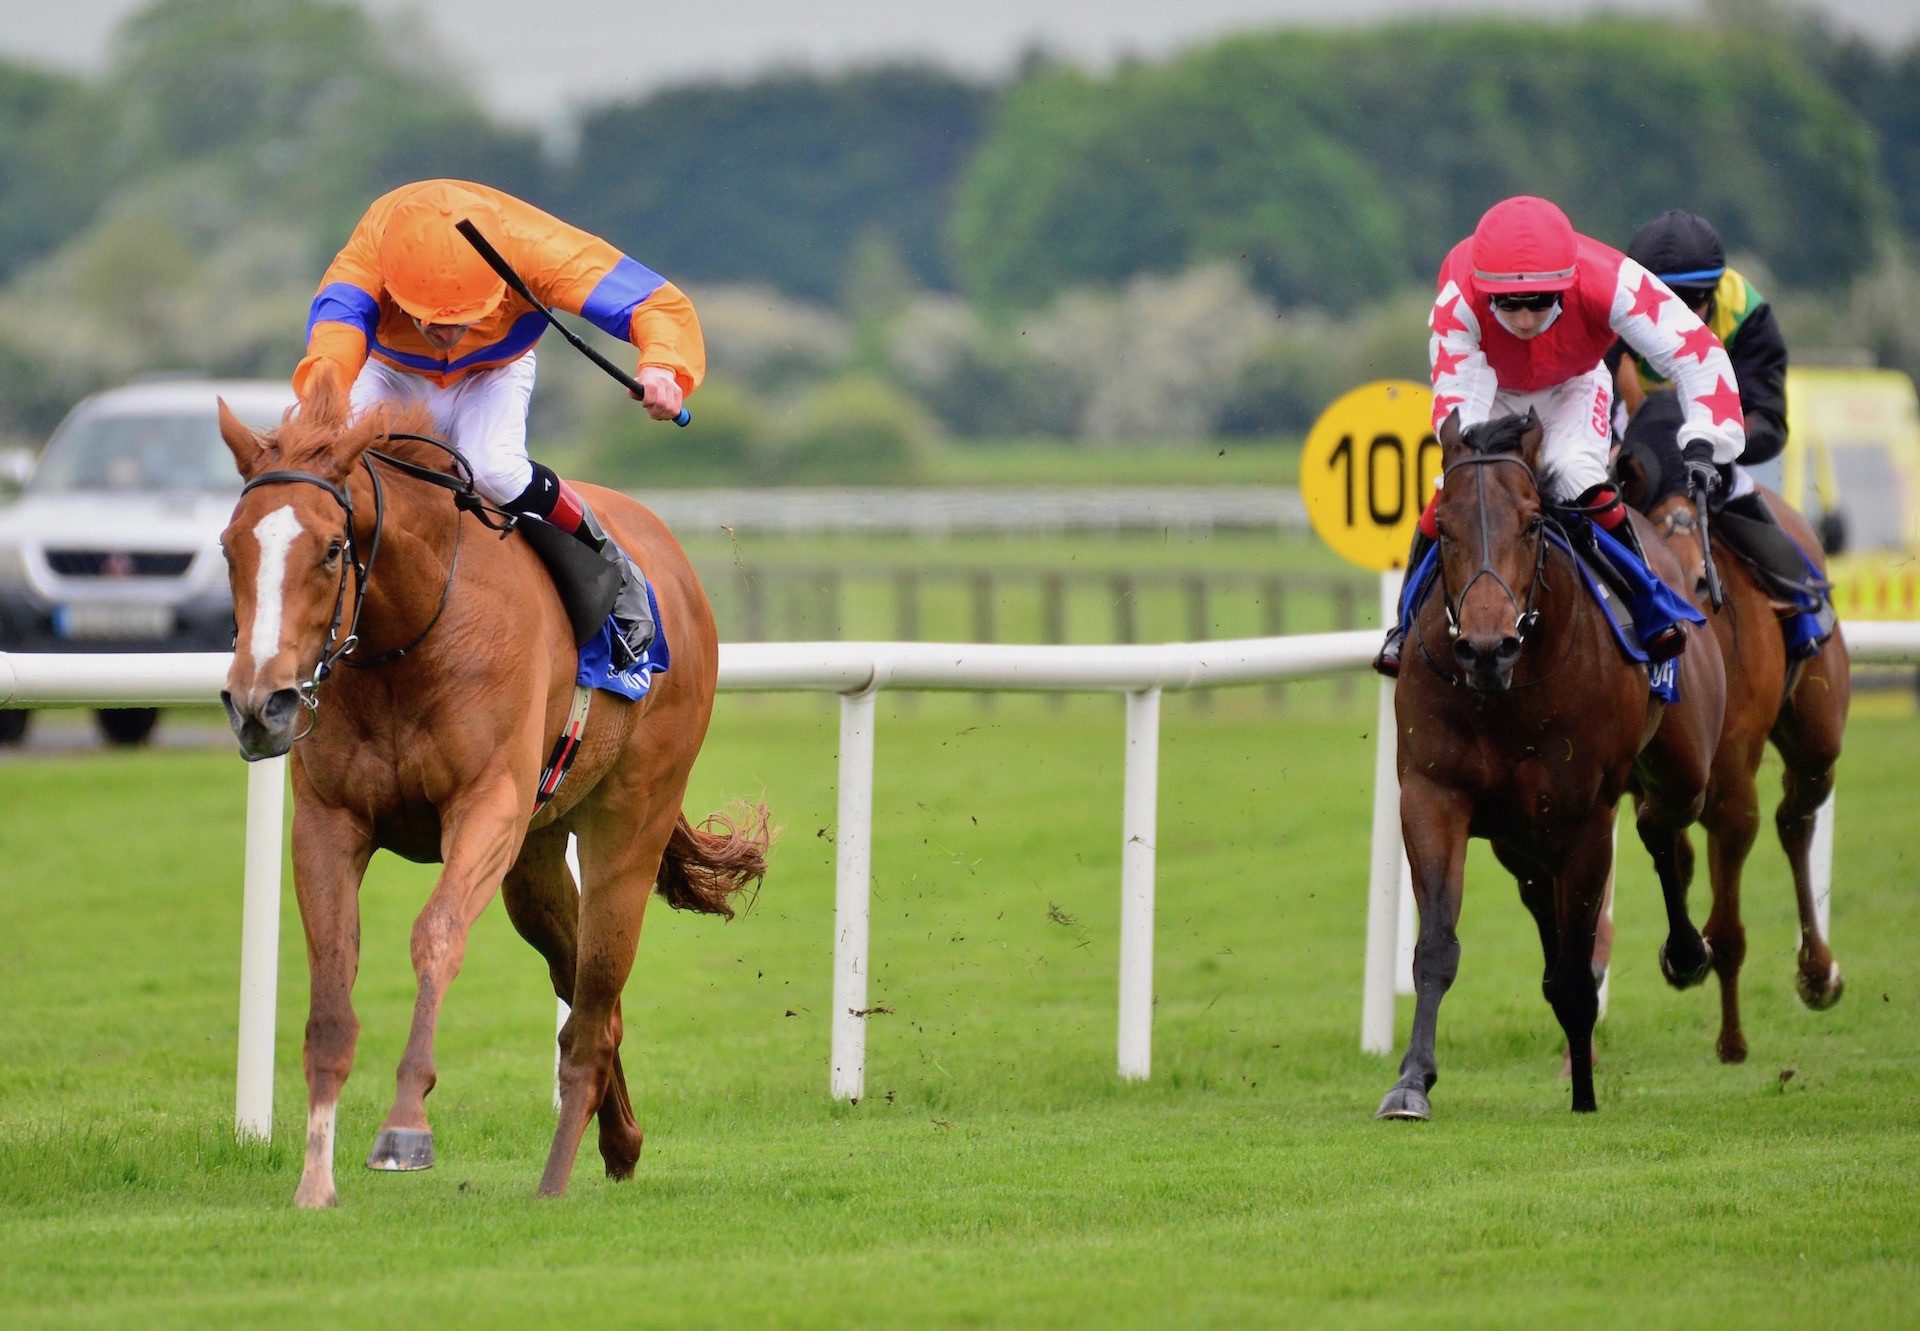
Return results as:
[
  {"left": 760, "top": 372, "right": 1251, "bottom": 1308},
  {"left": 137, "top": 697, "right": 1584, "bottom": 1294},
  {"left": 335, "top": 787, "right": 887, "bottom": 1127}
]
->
[{"left": 1778, "top": 365, "right": 1920, "bottom": 620}]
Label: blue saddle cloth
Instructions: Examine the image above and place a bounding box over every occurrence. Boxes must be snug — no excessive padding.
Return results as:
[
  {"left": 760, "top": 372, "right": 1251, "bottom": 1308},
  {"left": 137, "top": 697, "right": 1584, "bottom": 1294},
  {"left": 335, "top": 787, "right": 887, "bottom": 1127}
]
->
[
  {"left": 575, "top": 575, "right": 670, "bottom": 702},
  {"left": 1778, "top": 545, "right": 1837, "bottom": 660},
  {"left": 1398, "top": 523, "right": 1705, "bottom": 702}
]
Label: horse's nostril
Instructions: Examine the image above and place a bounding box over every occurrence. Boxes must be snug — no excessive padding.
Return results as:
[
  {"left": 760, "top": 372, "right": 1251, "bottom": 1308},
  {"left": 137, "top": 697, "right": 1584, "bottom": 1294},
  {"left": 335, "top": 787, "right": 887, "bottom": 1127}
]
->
[
  {"left": 1453, "top": 640, "right": 1478, "bottom": 665},
  {"left": 261, "top": 688, "right": 303, "bottom": 729},
  {"left": 1496, "top": 636, "right": 1522, "bottom": 662}
]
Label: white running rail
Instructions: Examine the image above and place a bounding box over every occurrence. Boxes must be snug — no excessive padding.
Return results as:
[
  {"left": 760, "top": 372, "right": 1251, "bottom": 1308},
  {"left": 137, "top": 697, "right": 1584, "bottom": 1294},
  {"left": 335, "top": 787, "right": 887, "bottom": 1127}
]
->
[{"left": 5, "top": 619, "right": 1917, "bottom": 1140}]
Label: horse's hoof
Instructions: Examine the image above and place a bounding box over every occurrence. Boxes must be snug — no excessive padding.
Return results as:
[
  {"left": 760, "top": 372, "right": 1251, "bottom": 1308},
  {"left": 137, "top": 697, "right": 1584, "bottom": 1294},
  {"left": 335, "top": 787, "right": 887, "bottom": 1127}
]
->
[
  {"left": 293, "top": 1179, "right": 338, "bottom": 1209},
  {"left": 366, "top": 1128, "right": 434, "bottom": 1172},
  {"left": 1659, "top": 936, "right": 1713, "bottom": 990},
  {"left": 1796, "top": 960, "right": 1845, "bottom": 1011},
  {"left": 1375, "top": 1086, "right": 1431, "bottom": 1121}
]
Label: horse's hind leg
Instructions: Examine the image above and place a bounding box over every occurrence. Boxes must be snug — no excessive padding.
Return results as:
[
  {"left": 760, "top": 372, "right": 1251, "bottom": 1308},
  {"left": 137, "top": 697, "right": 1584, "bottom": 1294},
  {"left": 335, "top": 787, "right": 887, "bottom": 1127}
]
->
[
  {"left": 501, "top": 827, "right": 644, "bottom": 1178},
  {"left": 539, "top": 800, "right": 679, "bottom": 1197},
  {"left": 1377, "top": 775, "right": 1469, "bottom": 1122},
  {"left": 369, "top": 775, "right": 527, "bottom": 1172},
  {"left": 1701, "top": 766, "right": 1760, "bottom": 1063},
  {"left": 289, "top": 798, "right": 374, "bottom": 1209},
  {"left": 1773, "top": 652, "right": 1850, "bottom": 1010}
]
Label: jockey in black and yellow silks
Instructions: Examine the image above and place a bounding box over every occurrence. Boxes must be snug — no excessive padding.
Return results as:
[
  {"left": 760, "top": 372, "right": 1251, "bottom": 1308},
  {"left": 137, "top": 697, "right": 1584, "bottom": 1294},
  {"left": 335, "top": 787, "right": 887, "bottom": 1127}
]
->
[{"left": 1610, "top": 209, "right": 1832, "bottom": 660}]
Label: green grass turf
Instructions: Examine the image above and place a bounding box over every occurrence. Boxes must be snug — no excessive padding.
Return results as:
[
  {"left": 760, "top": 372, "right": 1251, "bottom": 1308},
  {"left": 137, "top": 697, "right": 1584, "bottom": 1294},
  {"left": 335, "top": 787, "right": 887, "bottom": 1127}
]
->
[{"left": 0, "top": 697, "right": 1916, "bottom": 1329}]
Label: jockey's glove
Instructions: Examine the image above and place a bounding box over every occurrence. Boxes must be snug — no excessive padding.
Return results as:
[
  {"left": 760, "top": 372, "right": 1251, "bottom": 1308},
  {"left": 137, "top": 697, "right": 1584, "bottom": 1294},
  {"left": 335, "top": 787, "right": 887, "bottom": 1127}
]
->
[{"left": 1681, "top": 439, "right": 1722, "bottom": 504}]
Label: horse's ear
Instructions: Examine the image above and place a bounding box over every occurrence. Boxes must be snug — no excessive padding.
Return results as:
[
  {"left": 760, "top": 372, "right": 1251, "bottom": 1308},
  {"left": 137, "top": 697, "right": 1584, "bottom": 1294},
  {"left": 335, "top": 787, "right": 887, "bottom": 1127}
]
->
[
  {"left": 1614, "top": 447, "right": 1651, "bottom": 511},
  {"left": 218, "top": 399, "right": 268, "bottom": 478},
  {"left": 313, "top": 402, "right": 387, "bottom": 485},
  {"left": 1518, "top": 408, "right": 1545, "bottom": 467},
  {"left": 1437, "top": 408, "right": 1463, "bottom": 451}
]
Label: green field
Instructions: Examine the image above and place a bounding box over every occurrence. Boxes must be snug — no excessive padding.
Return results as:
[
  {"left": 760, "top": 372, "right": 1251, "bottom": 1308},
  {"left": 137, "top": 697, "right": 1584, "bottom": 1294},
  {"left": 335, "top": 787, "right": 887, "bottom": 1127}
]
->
[{"left": 2, "top": 697, "right": 1917, "bottom": 1329}]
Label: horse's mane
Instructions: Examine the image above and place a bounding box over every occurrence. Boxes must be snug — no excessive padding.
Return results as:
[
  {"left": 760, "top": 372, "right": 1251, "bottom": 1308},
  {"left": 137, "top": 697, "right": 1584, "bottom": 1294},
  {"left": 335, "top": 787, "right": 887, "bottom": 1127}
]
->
[
  {"left": 1616, "top": 388, "right": 1688, "bottom": 508},
  {"left": 267, "top": 384, "right": 456, "bottom": 477},
  {"left": 1460, "top": 412, "right": 1535, "bottom": 457}
]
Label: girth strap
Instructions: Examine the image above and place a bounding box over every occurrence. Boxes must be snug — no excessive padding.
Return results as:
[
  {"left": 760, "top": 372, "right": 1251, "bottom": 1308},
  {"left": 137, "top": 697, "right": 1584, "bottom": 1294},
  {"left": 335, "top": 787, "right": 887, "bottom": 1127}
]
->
[{"left": 534, "top": 685, "right": 594, "bottom": 812}]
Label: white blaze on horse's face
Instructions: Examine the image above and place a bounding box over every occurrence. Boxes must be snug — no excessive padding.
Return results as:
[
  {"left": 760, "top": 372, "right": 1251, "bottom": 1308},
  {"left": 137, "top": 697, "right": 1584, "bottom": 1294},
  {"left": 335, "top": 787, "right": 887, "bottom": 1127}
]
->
[{"left": 247, "top": 505, "right": 305, "bottom": 669}]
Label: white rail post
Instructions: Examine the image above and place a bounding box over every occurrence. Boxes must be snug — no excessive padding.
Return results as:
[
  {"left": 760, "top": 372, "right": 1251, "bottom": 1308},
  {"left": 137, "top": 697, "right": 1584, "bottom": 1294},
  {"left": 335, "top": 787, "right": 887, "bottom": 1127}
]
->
[
  {"left": 1811, "top": 791, "right": 1835, "bottom": 938},
  {"left": 831, "top": 688, "right": 877, "bottom": 1101},
  {"left": 1362, "top": 570, "right": 1405, "bottom": 1054},
  {"left": 234, "top": 754, "right": 287, "bottom": 1142},
  {"left": 1117, "top": 687, "right": 1162, "bottom": 1081}
]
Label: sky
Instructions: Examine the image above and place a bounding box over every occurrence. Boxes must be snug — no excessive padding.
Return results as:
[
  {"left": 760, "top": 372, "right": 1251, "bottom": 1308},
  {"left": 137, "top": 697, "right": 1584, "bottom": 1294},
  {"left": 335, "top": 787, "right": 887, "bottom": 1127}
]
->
[{"left": 9, "top": 0, "right": 1920, "bottom": 128}]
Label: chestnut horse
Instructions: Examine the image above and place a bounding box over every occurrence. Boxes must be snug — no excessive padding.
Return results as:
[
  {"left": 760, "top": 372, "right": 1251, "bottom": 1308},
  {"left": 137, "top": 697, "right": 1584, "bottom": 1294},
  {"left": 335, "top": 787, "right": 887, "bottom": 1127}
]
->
[
  {"left": 1381, "top": 411, "right": 1725, "bottom": 1120},
  {"left": 217, "top": 381, "right": 769, "bottom": 1206},
  {"left": 1615, "top": 402, "right": 1850, "bottom": 1062}
]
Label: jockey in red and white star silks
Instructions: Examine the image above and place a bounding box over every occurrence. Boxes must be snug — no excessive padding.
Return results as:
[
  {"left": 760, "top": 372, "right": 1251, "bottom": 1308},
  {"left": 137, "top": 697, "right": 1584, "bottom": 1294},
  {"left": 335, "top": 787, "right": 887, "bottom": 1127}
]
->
[
  {"left": 1375, "top": 195, "right": 1743, "bottom": 677},
  {"left": 1427, "top": 196, "right": 1745, "bottom": 501}
]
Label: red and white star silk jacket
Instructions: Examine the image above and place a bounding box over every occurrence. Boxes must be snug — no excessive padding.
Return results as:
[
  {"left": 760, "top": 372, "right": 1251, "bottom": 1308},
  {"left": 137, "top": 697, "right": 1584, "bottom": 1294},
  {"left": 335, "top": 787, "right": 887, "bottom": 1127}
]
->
[{"left": 1428, "top": 232, "right": 1746, "bottom": 464}]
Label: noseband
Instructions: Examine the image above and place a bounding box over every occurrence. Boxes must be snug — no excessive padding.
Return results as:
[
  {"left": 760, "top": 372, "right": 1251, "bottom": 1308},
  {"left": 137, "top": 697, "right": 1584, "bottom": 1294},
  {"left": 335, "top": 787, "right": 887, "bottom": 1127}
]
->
[
  {"left": 237, "top": 433, "right": 516, "bottom": 731},
  {"left": 1435, "top": 452, "right": 1549, "bottom": 650}
]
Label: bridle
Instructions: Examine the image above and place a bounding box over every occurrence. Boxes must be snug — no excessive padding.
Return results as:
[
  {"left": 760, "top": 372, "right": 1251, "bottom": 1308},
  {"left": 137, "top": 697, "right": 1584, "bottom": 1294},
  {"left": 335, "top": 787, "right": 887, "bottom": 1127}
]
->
[
  {"left": 236, "top": 432, "right": 517, "bottom": 732},
  {"left": 1434, "top": 452, "right": 1549, "bottom": 650}
]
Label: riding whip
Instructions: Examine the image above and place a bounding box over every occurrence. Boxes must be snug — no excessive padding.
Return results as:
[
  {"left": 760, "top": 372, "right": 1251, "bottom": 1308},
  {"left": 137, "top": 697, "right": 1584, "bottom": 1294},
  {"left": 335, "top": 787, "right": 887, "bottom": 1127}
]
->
[
  {"left": 1694, "top": 492, "right": 1726, "bottom": 610},
  {"left": 455, "top": 219, "right": 691, "bottom": 427}
]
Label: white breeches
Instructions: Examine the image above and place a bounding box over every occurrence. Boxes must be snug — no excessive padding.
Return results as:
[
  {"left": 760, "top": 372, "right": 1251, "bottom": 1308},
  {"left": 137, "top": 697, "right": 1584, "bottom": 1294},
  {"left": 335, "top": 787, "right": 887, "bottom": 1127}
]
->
[
  {"left": 1486, "top": 364, "right": 1613, "bottom": 502},
  {"left": 349, "top": 353, "right": 539, "bottom": 505}
]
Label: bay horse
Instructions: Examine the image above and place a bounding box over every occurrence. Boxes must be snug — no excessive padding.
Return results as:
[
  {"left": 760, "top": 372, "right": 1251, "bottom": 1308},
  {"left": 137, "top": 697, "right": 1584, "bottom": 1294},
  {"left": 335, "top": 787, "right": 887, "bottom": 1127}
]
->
[
  {"left": 1614, "top": 396, "right": 1850, "bottom": 1062},
  {"left": 1381, "top": 410, "right": 1725, "bottom": 1120},
  {"left": 216, "top": 379, "right": 769, "bottom": 1206}
]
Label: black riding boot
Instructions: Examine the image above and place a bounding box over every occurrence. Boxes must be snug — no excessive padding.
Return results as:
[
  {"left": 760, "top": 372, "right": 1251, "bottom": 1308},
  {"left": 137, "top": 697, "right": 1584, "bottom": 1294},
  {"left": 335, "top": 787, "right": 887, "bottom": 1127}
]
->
[
  {"left": 1717, "top": 491, "right": 1837, "bottom": 657},
  {"left": 569, "top": 499, "right": 656, "bottom": 669},
  {"left": 1572, "top": 507, "right": 1686, "bottom": 661},
  {"left": 1372, "top": 527, "right": 1436, "bottom": 678}
]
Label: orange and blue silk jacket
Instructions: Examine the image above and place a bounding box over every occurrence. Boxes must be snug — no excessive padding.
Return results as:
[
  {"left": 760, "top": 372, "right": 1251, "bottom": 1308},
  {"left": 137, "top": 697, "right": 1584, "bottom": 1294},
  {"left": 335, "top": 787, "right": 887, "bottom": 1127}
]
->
[{"left": 294, "top": 180, "right": 704, "bottom": 402}]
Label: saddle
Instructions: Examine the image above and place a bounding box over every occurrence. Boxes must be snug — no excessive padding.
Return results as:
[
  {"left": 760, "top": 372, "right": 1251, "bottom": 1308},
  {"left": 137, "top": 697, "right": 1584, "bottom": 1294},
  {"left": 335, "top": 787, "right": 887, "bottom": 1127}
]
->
[{"left": 516, "top": 518, "right": 621, "bottom": 647}]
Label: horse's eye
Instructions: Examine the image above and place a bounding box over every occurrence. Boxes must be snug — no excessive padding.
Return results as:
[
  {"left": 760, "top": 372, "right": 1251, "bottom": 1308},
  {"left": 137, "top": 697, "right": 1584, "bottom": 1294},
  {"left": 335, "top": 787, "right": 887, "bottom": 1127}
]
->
[
  {"left": 1524, "top": 515, "right": 1545, "bottom": 534},
  {"left": 324, "top": 540, "right": 343, "bottom": 565}
]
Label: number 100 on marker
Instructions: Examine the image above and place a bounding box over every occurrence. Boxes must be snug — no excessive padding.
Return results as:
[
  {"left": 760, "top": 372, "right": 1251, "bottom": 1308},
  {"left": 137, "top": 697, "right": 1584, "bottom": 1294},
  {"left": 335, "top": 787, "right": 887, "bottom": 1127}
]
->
[{"left": 1299, "top": 380, "right": 1440, "bottom": 572}]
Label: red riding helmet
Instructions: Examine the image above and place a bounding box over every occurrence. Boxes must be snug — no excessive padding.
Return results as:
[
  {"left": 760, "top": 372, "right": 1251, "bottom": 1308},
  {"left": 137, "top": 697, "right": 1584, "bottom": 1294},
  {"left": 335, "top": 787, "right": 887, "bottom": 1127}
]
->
[
  {"left": 378, "top": 183, "right": 508, "bottom": 325},
  {"left": 1469, "top": 196, "right": 1579, "bottom": 293}
]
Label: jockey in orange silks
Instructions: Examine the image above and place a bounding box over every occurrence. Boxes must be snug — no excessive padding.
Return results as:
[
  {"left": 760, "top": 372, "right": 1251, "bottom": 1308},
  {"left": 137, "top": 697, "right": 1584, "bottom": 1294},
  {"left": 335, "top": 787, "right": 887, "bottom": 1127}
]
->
[
  {"left": 296, "top": 179, "right": 704, "bottom": 666},
  {"left": 1374, "top": 195, "right": 1745, "bottom": 677}
]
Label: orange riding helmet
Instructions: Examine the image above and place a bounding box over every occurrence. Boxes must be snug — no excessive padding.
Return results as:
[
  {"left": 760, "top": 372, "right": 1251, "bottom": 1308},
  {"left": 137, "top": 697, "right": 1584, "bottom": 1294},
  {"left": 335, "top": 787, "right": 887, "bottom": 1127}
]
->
[{"left": 378, "top": 183, "right": 508, "bottom": 325}]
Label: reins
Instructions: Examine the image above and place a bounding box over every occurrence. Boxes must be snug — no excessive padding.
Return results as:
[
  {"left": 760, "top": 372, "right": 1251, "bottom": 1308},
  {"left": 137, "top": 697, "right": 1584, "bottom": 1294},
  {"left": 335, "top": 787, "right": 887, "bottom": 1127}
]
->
[
  {"left": 238, "top": 431, "right": 519, "bottom": 730},
  {"left": 1414, "top": 450, "right": 1582, "bottom": 691}
]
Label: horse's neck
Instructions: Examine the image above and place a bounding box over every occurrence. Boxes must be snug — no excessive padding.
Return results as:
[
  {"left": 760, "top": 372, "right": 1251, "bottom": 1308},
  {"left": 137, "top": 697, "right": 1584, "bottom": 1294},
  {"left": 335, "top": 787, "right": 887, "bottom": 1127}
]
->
[
  {"left": 350, "top": 477, "right": 462, "bottom": 653},
  {"left": 1536, "top": 538, "right": 1602, "bottom": 649}
]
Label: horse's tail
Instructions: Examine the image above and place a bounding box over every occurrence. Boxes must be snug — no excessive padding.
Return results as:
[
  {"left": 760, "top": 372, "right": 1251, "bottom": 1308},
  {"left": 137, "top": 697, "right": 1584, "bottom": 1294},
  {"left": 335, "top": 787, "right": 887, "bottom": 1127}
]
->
[{"left": 656, "top": 805, "right": 772, "bottom": 920}]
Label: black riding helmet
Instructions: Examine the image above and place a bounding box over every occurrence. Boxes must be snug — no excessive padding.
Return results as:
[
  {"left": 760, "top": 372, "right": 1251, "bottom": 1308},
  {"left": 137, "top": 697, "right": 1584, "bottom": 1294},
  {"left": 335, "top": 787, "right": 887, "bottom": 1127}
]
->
[{"left": 1627, "top": 209, "right": 1725, "bottom": 309}]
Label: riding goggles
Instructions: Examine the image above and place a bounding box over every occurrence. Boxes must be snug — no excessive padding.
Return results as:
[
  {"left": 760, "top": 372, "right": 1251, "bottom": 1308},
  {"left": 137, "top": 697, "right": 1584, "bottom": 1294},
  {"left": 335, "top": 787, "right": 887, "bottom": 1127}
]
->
[{"left": 1489, "top": 292, "right": 1561, "bottom": 313}]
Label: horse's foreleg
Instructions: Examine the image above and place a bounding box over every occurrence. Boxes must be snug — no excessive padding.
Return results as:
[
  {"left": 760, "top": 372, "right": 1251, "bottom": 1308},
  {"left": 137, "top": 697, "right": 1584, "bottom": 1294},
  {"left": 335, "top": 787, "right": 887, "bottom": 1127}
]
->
[
  {"left": 1376, "top": 775, "right": 1469, "bottom": 1123},
  {"left": 1550, "top": 811, "right": 1613, "bottom": 1113},
  {"left": 289, "top": 798, "right": 373, "bottom": 1209},
  {"left": 368, "top": 776, "right": 527, "bottom": 1172},
  {"left": 1701, "top": 768, "right": 1759, "bottom": 1063},
  {"left": 538, "top": 801, "right": 678, "bottom": 1197}
]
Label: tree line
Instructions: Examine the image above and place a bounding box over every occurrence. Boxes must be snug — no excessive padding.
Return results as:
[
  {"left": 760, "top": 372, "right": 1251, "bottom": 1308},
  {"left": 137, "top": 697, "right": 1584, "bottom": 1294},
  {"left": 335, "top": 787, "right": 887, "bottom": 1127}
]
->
[{"left": 1, "top": 0, "right": 1917, "bottom": 450}]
